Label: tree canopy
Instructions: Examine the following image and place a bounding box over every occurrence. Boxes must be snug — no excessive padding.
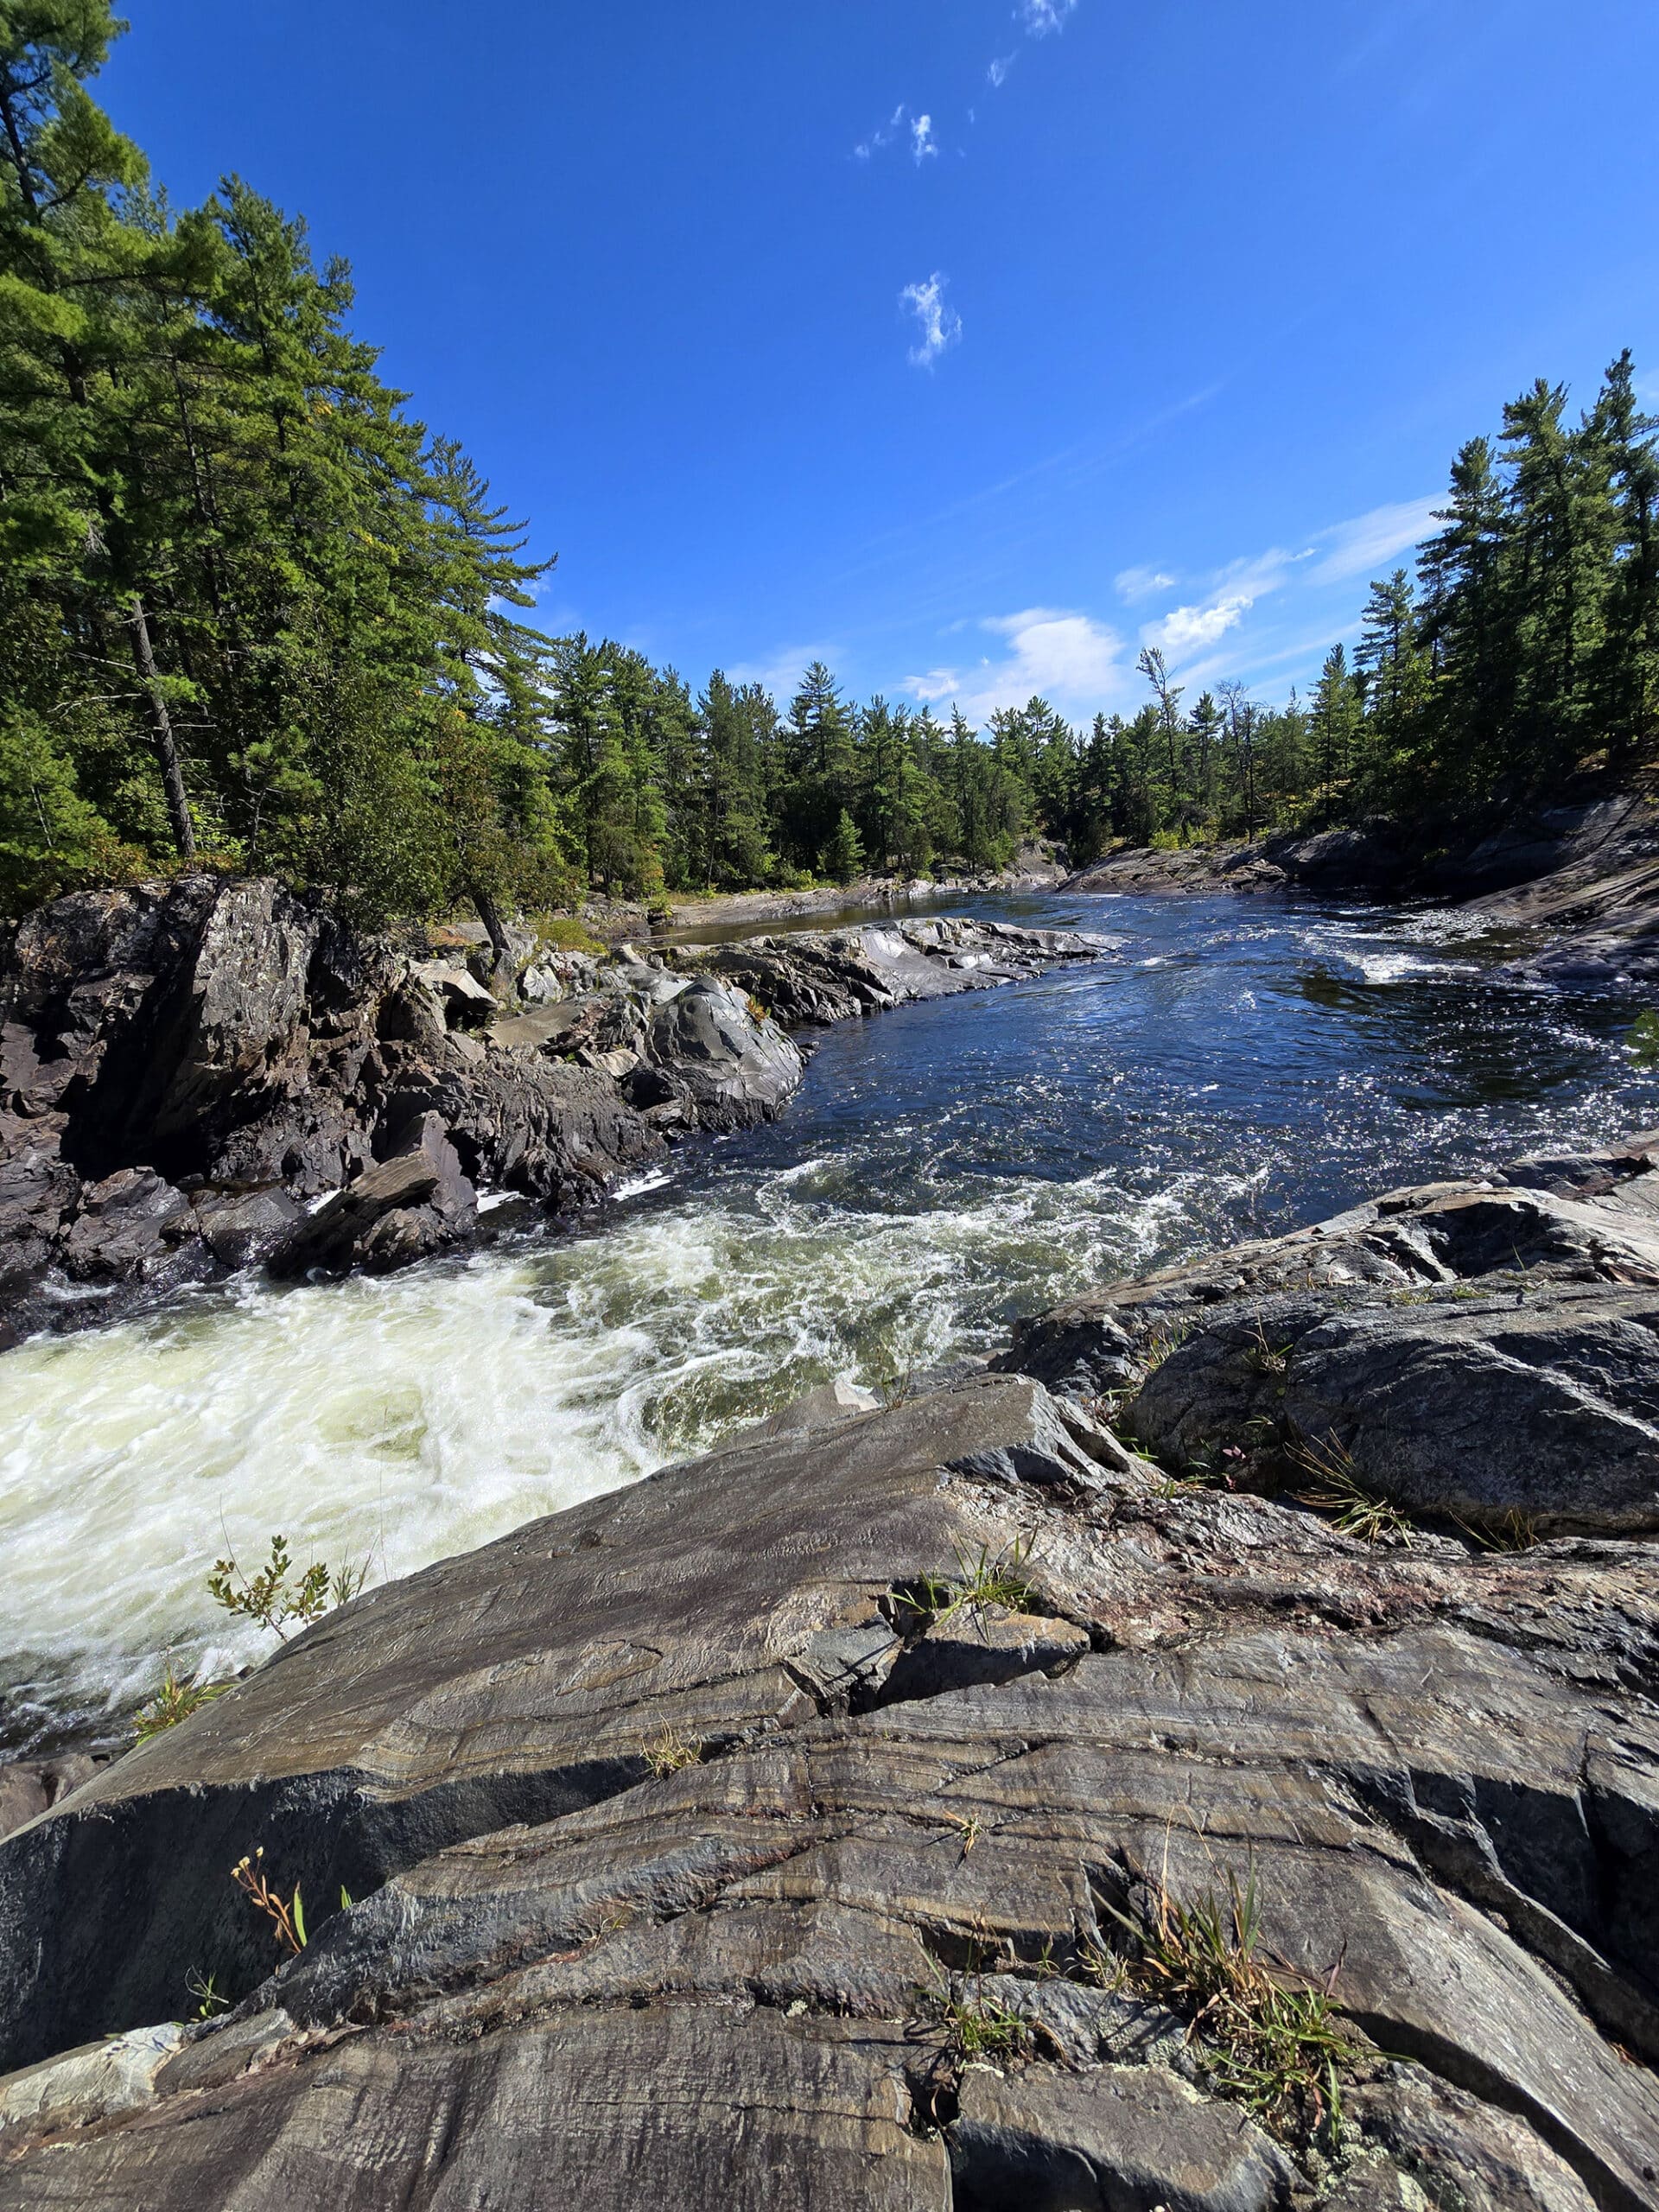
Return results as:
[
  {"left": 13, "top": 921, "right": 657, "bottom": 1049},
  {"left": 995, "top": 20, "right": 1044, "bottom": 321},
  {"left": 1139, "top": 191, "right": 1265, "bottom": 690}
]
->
[{"left": 2, "top": 4, "right": 1656, "bottom": 920}]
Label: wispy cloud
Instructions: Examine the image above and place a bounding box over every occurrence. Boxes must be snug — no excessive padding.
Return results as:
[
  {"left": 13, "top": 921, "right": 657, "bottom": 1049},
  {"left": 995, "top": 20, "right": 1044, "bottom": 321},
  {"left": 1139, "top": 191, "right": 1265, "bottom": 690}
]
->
[
  {"left": 1114, "top": 564, "right": 1175, "bottom": 604},
  {"left": 855, "top": 103, "right": 939, "bottom": 167},
  {"left": 1022, "top": 0, "right": 1078, "bottom": 33},
  {"left": 906, "top": 607, "right": 1126, "bottom": 722},
  {"left": 987, "top": 53, "right": 1015, "bottom": 86},
  {"left": 901, "top": 272, "right": 962, "bottom": 368},
  {"left": 853, "top": 104, "right": 906, "bottom": 162},
  {"left": 1306, "top": 494, "right": 1442, "bottom": 585}
]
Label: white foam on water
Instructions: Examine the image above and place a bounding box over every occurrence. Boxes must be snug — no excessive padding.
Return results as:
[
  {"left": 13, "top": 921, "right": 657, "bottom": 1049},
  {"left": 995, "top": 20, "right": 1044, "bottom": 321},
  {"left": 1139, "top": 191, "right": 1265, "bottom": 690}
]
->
[{"left": 0, "top": 1153, "right": 1239, "bottom": 1731}]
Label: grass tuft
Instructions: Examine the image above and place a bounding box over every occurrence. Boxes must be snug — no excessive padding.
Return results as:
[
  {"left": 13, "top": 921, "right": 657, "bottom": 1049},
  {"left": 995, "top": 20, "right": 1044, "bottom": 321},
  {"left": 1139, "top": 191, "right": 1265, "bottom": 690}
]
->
[
  {"left": 1092, "top": 1863, "right": 1350, "bottom": 2145},
  {"left": 134, "top": 1665, "right": 229, "bottom": 1745},
  {"left": 1289, "top": 1433, "right": 1415, "bottom": 1547},
  {"left": 897, "top": 1534, "right": 1039, "bottom": 1630},
  {"left": 639, "top": 1726, "right": 702, "bottom": 1778}
]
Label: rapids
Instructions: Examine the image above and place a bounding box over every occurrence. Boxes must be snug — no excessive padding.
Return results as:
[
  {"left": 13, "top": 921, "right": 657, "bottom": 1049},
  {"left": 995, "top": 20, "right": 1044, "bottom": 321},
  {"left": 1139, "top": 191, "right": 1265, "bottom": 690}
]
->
[{"left": 5, "top": 888, "right": 1659, "bottom": 1751}]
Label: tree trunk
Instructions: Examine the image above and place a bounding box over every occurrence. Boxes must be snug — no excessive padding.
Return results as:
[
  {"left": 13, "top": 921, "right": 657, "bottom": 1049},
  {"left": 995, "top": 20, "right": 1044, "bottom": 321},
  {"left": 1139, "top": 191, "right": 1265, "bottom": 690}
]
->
[
  {"left": 471, "top": 885, "right": 510, "bottom": 967},
  {"left": 127, "top": 597, "right": 196, "bottom": 861}
]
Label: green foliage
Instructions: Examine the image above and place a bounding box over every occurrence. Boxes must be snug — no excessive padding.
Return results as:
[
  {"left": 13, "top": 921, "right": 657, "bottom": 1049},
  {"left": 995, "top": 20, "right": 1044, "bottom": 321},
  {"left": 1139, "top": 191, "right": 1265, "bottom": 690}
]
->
[
  {"left": 896, "top": 1533, "right": 1039, "bottom": 1630},
  {"left": 1, "top": 3, "right": 1652, "bottom": 918},
  {"left": 183, "top": 1967, "right": 228, "bottom": 2019},
  {"left": 1094, "top": 1864, "right": 1350, "bottom": 2145},
  {"left": 133, "top": 1664, "right": 229, "bottom": 1743},
  {"left": 207, "top": 1533, "right": 368, "bottom": 1640}
]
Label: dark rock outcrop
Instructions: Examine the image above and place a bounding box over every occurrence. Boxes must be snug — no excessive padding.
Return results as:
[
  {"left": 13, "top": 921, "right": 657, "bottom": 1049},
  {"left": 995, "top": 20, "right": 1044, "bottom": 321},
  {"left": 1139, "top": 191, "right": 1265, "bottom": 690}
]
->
[
  {"left": 1002, "top": 1130, "right": 1659, "bottom": 1535},
  {"left": 2, "top": 1310, "right": 1657, "bottom": 2205},
  {"left": 1, "top": 884, "right": 1104, "bottom": 1339}
]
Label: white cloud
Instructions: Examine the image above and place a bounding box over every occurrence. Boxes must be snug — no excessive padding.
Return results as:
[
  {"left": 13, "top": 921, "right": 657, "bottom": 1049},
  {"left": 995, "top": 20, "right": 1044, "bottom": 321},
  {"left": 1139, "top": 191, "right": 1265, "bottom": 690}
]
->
[
  {"left": 911, "top": 113, "right": 937, "bottom": 162},
  {"left": 987, "top": 53, "right": 1015, "bottom": 86},
  {"left": 901, "top": 272, "right": 962, "bottom": 368},
  {"left": 1114, "top": 564, "right": 1175, "bottom": 604},
  {"left": 1306, "top": 495, "right": 1441, "bottom": 585},
  {"left": 854, "top": 103, "right": 907, "bottom": 161},
  {"left": 906, "top": 607, "right": 1126, "bottom": 723},
  {"left": 1022, "top": 0, "right": 1077, "bottom": 33},
  {"left": 1147, "top": 594, "right": 1255, "bottom": 656}
]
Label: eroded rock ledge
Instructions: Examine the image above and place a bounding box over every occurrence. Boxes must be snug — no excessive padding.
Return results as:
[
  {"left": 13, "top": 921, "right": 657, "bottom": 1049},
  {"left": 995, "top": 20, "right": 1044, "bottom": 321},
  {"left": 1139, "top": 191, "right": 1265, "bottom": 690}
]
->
[
  {"left": 0, "top": 877, "right": 1104, "bottom": 1344},
  {"left": 3, "top": 1139, "right": 1659, "bottom": 2207}
]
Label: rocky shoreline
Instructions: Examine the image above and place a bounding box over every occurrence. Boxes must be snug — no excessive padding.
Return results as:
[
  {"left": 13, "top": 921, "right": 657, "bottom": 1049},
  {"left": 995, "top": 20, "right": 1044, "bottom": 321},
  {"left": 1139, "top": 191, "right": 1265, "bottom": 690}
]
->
[
  {"left": 1066, "top": 785, "right": 1659, "bottom": 984},
  {"left": 0, "top": 877, "right": 1105, "bottom": 1348},
  {"left": 3, "top": 1130, "right": 1659, "bottom": 2204}
]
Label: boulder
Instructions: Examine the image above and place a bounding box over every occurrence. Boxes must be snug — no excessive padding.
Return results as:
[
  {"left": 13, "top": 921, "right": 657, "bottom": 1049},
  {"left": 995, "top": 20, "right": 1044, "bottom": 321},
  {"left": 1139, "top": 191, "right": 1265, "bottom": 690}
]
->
[
  {"left": 1, "top": 1369, "right": 1656, "bottom": 2209},
  {"left": 642, "top": 977, "right": 805, "bottom": 1132},
  {"left": 267, "top": 1112, "right": 475, "bottom": 1278}
]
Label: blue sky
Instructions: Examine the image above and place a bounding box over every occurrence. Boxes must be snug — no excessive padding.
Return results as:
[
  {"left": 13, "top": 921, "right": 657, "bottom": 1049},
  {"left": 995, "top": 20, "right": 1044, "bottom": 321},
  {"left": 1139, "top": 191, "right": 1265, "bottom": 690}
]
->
[{"left": 105, "top": 1, "right": 1659, "bottom": 725}]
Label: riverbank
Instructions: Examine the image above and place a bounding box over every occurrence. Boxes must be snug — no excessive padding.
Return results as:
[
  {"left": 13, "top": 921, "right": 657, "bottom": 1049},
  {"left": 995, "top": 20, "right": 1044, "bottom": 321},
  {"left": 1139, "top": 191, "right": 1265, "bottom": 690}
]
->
[
  {"left": 1066, "top": 784, "right": 1659, "bottom": 983},
  {"left": 3, "top": 1127, "right": 1657, "bottom": 2207},
  {"left": 0, "top": 880, "right": 1103, "bottom": 1348}
]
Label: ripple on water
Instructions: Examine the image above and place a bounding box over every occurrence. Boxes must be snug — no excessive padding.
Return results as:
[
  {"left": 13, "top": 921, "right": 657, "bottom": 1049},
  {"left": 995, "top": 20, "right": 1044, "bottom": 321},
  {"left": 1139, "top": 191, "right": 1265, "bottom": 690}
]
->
[{"left": 5, "top": 887, "right": 1659, "bottom": 1747}]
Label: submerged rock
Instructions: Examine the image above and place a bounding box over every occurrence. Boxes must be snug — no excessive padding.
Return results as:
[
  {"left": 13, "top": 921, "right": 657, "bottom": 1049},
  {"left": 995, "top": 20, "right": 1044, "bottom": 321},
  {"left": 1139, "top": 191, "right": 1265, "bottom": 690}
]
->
[{"left": 1, "top": 1314, "right": 1656, "bottom": 2205}]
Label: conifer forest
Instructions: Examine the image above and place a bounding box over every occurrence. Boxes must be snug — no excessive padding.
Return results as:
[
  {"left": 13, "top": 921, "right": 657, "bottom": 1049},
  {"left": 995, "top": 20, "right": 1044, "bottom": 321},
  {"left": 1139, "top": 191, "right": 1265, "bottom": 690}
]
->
[{"left": 3, "top": 3, "right": 1656, "bottom": 924}]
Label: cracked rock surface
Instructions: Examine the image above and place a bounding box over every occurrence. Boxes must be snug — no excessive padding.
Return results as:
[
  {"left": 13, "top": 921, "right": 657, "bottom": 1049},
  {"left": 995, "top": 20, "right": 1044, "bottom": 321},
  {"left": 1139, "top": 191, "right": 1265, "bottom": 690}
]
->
[{"left": 3, "top": 1208, "right": 1659, "bottom": 2212}]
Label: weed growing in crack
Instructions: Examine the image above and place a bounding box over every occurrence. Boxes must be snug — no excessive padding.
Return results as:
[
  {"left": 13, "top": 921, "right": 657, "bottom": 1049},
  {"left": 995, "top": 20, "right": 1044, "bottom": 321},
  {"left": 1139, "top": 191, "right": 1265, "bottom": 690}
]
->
[
  {"left": 1095, "top": 1864, "right": 1349, "bottom": 2145},
  {"left": 1244, "top": 1320, "right": 1293, "bottom": 1377},
  {"left": 232, "top": 1847, "right": 306, "bottom": 1957},
  {"left": 182, "top": 1967, "right": 229, "bottom": 2020},
  {"left": 930, "top": 1974, "right": 1032, "bottom": 2063},
  {"left": 134, "top": 1664, "right": 229, "bottom": 1744},
  {"left": 1290, "top": 1433, "right": 1415, "bottom": 1547},
  {"left": 208, "top": 1535, "right": 371, "bottom": 1641},
  {"left": 898, "top": 1534, "right": 1039, "bottom": 1630},
  {"left": 639, "top": 1726, "right": 702, "bottom": 1778},
  {"left": 1454, "top": 1505, "right": 1541, "bottom": 1553}
]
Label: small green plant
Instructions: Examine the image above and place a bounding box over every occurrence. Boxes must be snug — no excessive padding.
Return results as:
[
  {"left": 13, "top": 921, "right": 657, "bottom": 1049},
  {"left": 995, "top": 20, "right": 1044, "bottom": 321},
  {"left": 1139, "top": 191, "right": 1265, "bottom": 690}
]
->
[
  {"left": 932, "top": 1974, "right": 1032, "bottom": 2063},
  {"left": 1096, "top": 1864, "right": 1349, "bottom": 2144},
  {"left": 232, "top": 1847, "right": 306, "bottom": 1957},
  {"left": 745, "top": 993, "right": 770, "bottom": 1026},
  {"left": 134, "top": 1665, "right": 230, "bottom": 1744},
  {"left": 1630, "top": 1009, "right": 1659, "bottom": 1068},
  {"left": 182, "top": 1967, "right": 229, "bottom": 2019},
  {"left": 1244, "top": 1320, "right": 1292, "bottom": 1377},
  {"left": 899, "top": 1534, "right": 1039, "bottom": 1630},
  {"left": 1290, "top": 1434, "right": 1415, "bottom": 1547},
  {"left": 208, "top": 1535, "right": 370, "bottom": 1641},
  {"left": 1139, "top": 1321, "right": 1190, "bottom": 1375}
]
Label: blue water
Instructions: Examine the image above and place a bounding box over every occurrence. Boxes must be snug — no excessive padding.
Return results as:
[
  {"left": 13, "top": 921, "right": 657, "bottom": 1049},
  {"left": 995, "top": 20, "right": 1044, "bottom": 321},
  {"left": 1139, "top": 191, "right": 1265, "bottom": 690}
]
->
[{"left": 6, "top": 887, "right": 1658, "bottom": 1746}]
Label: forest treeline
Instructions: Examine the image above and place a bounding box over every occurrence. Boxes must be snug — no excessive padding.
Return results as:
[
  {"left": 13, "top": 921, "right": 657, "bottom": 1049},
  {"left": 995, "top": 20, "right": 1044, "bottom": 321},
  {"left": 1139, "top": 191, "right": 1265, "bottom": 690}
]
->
[{"left": 3, "top": 5, "right": 1656, "bottom": 925}]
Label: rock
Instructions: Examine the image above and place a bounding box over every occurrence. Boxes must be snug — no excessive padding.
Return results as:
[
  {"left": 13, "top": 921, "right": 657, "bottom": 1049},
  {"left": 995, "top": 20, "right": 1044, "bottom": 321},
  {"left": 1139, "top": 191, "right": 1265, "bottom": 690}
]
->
[
  {"left": 268, "top": 1112, "right": 475, "bottom": 1278},
  {"left": 641, "top": 978, "right": 805, "bottom": 1132},
  {"left": 410, "top": 960, "right": 499, "bottom": 1027},
  {"left": 1001, "top": 1133, "right": 1659, "bottom": 1535},
  {"left": 0, "top": 1755, "right": 96, "bottom": 1844},
  {"left": 948, "top": 2062, "right": 1294, "bottom": 2211},
  {"left": 0, "top": 885, "right": 1106, "bottom": 1336},
  {"left": 751, "top": 1378, "right": 883, "bottom": 1437},
  {"left": 0, "top": 2023, "right": 183, "bottom": 2143},
  {"left": 2, "top": 1363, "right": 1657, "bottom": 2209}
]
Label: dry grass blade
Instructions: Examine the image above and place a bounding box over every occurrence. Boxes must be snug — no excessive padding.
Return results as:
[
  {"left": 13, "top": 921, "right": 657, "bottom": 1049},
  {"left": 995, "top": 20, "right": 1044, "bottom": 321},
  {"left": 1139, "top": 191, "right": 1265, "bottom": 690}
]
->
[
  {"left": 1289, "top": 1432, "right": 1414, "bottom": 1547},
  {"left": 1097, "top": 1865, "right": 1350, "bottom": 2145}
]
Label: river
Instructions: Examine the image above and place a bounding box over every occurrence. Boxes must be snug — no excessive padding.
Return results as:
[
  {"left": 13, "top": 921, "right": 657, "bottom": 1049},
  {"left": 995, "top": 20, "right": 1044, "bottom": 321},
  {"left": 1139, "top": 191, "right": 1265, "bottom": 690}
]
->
[{"left": 5, "top": 887, "right": 1658, "bottom": 1752}]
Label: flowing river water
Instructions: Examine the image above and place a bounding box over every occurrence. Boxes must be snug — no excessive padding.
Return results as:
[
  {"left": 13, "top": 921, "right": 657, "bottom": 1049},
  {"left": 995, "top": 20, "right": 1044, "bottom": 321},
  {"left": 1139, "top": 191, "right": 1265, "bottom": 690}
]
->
[{"left": 6, "top": 887, "right": 1659, "bottom": 1752}]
